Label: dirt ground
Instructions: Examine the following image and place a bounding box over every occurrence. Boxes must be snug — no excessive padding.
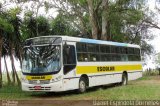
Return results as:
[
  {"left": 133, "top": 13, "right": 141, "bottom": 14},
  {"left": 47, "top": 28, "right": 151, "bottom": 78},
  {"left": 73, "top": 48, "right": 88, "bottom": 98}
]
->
[
  {"left": 0, "top": 100, "right": 93, "bottom": 106},
  {"left": 134, "top": 76, "right": 160, "bottom": 85}
]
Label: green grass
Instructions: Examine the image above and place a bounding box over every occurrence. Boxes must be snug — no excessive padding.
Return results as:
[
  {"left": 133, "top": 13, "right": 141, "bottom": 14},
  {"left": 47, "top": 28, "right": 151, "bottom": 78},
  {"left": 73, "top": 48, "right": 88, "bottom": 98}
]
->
[
  {"left": 136, "top": 75, "right": 151, "bottom": 80},
  {"left": 2, "top": 71, "right": 22, "bottom": 85},
  {"left": 1, "top": 75, "right": 160, "bottom": 100},
  {"left": 0, "top": 85, "right": 45, "bottom": 100}
]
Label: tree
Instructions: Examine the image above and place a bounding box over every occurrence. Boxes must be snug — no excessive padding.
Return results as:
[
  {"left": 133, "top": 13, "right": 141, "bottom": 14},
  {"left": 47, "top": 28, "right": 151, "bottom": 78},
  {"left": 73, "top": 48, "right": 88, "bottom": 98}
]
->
[
  {"left": 5, "top": 7, "right": 22, "bottom": 85},
  {"left": 2, "top": 38, "right": 11, "bottom": 84},
  {"left": 50, "top": 14, "right": 80, "bottom": 36},
  {"left": 51, "top": 0, "right": 91, "bottom": 37},
  {"left": 21, "top": 11, "right": 37, "bottom": 39},
  {"left": 86, "top": 0, "right": 101, "bottom": 39},
  {"left": 0, "top": 10, "right": 14, "bottom": 87},
  {"left": 50, "top": 0, "right": 147, "bottom": 38},
  {"left": 36, "top": 16, "right": 50, "bottom": 36},
  {"left": 20, "top": 0, "right": 51, "bottom": 37},
  {"left": 0, "top": 6, "right": 22, "bottom": 85},
  {"left": 21, "top": 13, "right": 50, "bottom": 39},
  {"left": 50, "top": 0, "right": 154, "bottom": 55}
]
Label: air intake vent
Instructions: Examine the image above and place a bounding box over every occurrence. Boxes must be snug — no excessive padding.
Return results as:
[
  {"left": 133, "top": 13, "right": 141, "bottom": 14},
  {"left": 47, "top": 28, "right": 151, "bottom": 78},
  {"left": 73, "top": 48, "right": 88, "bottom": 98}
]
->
[{"left": 28, "top": 80, "right": 50, "bottom": 84}]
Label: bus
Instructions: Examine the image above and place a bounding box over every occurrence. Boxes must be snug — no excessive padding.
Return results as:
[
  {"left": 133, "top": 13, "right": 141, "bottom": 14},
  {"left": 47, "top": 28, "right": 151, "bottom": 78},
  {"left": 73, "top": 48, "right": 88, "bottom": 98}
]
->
[{"left": 21, "top": 36, "right": 142, "bottom": 93}]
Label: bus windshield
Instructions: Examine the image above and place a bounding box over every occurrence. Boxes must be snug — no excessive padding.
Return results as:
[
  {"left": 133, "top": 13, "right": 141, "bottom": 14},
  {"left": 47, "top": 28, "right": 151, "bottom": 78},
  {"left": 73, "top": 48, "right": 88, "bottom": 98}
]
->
[{"left": 22, "top": 45, "right": 61, "bottom": 74}]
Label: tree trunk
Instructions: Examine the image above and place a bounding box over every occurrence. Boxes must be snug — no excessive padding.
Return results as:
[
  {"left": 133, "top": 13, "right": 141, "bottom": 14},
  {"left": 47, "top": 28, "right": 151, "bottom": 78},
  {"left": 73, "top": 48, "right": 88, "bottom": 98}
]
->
[
  {"left": 101, "top": 0, "right": 109, "bottom": 40},
  {"left": 9, "top": 42, "right": 15, "bottom": 84},
  {"left": 10, "top": 44, "right": 20, "bottom": 85},
  {"left": 18, "top": 47, "right": 23, "bottom": 69},
  {"left": 15, "top": 67, "right": 21, "bottom": 85},
  {"left": 87, "top": 0, "right": 99, "bottom": 39},
  {"left": 0, "top": 35, "right": 3, "bottom": 88},
  {"left": 4, "top": 56, "right": 11, "bottom": 84}
]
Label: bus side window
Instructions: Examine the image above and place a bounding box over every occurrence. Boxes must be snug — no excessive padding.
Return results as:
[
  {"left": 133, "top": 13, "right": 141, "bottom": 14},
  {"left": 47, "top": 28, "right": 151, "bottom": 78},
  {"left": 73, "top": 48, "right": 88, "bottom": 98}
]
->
[
  {"left": 121, "top": 55, "right": 128, "bottom": 61},
  {"left": 63, "top": 45, "right": 76, "bottom": 75}
]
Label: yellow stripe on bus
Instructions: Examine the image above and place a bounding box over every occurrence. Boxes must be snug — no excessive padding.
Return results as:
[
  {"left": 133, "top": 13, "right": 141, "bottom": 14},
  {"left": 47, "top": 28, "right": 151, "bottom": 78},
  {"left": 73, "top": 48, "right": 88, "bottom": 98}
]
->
[
  {"left": 76, "top": 65, "right": 142, "bottom": 74},
  {"left": 26, "top": 75, "right": 52, "bottom": 80}
]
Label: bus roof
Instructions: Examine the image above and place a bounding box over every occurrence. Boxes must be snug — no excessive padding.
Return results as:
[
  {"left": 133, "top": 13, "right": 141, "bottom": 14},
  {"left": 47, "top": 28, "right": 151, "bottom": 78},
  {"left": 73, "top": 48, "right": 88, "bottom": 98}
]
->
[{"left": 26, "top": 35, "right": 140, "bottom": 48}]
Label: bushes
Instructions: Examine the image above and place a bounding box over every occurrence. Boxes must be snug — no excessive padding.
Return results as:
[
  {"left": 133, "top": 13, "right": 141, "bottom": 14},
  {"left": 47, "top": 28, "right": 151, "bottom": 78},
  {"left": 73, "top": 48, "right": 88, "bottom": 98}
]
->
[{"left": 143, "top": 69, "right": 159, "bottom": 76}]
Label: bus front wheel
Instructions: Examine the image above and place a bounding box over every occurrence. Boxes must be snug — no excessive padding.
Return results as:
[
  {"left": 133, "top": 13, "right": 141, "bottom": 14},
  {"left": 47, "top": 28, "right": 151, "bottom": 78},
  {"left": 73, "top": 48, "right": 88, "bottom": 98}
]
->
[
  {"left": 78, "top": 77, "right": 87, "bottom": 93},
  {"left": 121, "top": 73, "right": 128, "bottom": 85}
]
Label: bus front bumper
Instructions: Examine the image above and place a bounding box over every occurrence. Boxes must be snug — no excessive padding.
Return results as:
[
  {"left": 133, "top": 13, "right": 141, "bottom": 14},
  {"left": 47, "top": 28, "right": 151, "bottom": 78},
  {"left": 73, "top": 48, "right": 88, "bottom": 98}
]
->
[{"left": 21, "top": 81, "right": 64, "bottom": 92}]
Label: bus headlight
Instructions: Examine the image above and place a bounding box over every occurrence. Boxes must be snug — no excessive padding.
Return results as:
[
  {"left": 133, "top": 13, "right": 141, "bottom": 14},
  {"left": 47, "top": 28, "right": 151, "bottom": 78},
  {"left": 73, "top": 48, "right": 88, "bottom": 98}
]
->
[
  {"left": 21, "top": 77, "right": 28, "bottom": 83},
  {"left": 51, "top": 75, "right": 62, "bottom": 82}
]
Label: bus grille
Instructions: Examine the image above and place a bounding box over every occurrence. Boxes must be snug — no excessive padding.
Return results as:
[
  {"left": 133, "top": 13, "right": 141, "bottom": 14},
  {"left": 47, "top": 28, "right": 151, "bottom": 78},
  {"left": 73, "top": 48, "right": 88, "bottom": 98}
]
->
[
  {"left": 28, "top": 86, "right": 51, "bottom": 91},
  {"left": 28, "top": 80, "right": 50, "bottom": 84}
]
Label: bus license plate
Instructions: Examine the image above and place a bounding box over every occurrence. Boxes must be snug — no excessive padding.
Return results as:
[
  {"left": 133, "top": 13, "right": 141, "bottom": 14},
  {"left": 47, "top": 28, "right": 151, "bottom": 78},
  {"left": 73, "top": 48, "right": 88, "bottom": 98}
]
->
[{"left": 34, "top": 86, "right": 41, "bottom": 90}]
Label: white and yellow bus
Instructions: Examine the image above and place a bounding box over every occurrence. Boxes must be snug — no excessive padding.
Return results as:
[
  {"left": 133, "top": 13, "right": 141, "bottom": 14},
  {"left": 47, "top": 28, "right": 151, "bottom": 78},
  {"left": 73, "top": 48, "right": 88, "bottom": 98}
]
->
[{"left": 21, "top": 36, "right": 142, "bottom": 93}]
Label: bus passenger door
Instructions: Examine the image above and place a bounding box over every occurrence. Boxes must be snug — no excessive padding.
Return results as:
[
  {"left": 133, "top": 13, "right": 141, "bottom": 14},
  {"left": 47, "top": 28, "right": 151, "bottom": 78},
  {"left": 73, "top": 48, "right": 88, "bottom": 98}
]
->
[{"left": 63, "top": 44, "right": 76, "bottom": 75}]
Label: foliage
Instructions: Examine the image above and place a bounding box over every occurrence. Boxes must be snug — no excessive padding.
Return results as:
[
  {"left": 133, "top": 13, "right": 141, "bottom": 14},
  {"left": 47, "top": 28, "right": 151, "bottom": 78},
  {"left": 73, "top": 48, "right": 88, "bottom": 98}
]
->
[
  {"left": 49, "top": 0, "right": 155, "bottom": 55},
  {"left": 37, "top": 16, "right": 50, "bottom": 36},
  {"left": 0, "top": 15, "right": 14, "bottom": 33},
  {"left": 0, "top": 7, "right": 22, "bottom": 86},
  {"left": 21, "top": 14, "right": 50, "bottom": 39},
  {"left": 0, "top": 10, "right": 14, "bottom": 88},
  {"left": 50, "top": 14, "right": 80, "bottom": 36}
]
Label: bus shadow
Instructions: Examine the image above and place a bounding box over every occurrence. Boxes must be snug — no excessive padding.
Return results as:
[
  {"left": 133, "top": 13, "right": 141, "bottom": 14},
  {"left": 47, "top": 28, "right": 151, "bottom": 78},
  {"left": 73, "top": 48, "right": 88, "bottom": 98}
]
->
[{"left": 30, "top": 83, "right": 121, "bottom": 98}]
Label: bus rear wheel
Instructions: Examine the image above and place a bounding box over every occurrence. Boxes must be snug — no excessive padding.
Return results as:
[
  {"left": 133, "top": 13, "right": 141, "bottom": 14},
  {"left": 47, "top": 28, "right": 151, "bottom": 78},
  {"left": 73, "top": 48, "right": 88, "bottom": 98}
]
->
[
  {"left": 121, "top": 73, "right": 128, "bottom": 85},
  {"left": 78, "top": 77, "right": 87, "bottom": 93}
]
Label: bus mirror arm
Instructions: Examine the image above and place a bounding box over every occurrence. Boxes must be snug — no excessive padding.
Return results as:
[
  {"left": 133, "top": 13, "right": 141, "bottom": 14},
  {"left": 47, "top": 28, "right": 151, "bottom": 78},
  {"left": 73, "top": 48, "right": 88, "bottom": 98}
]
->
[
  {"left": 64, "top": 42, "right": 68, "bottom": 48},
  {"left": 63, "top": 42, "right": 70, "bottom": 55}
]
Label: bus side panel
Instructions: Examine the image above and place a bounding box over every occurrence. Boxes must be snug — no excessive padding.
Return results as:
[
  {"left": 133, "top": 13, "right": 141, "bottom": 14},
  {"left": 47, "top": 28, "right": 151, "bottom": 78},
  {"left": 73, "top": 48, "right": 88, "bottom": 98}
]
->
[
  {"left": 63, "top": 78, "right": 79, "bottom": 91},
  {"left": 63, "top": 68, "right": 80, "bottom": 91},
  {"left": 89, "top": 73, "right": 122, "bottom": 87},
  {"left": 128, "top": 71, "right": 142, "bottom": 81}
]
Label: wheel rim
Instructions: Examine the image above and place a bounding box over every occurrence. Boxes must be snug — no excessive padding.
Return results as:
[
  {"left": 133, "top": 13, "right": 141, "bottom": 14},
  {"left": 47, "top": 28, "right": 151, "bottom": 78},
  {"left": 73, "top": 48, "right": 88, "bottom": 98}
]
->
[{"left": 80, "top": 80, "right": 86, "bottom": 92}]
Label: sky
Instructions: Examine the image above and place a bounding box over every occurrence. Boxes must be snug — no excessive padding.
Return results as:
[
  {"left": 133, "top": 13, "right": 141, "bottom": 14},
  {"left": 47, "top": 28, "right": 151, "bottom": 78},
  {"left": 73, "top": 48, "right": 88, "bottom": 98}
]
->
[
  {"left": 1, "top": 0, "right": 160, "bottom": 72},
  {"left": 143, "top": 0, "right": 160, "bottom": 70},
  {"left": 148, "top": 0, "right": 160, "bottom": 53}
]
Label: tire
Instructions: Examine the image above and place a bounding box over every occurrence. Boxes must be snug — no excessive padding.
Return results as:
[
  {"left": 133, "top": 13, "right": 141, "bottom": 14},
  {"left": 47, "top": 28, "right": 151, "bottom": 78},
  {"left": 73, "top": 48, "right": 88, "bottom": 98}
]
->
[
  {"left": 78, "top": 77, "right": 87, "bottom": 93},
  {"left": 121, "top": 73, "right": 128, "bottom": 85}
]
